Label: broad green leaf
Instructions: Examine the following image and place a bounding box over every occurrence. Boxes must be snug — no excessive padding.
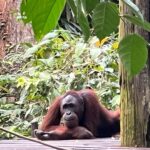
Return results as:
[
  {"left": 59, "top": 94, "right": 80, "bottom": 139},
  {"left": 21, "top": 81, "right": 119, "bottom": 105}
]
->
[
  {"left": 77, "top": 0, "right": 90, "bottom": 41},
  {"left": 111, "top": 95, "right": 120, "bottom": 107},
  {"left": 75, "top": 43, "right": 86, "bottom": 57},
  {"left": 68, "top": 73, "right": 75, "bottom": 84},
  {"left": 121, "top": 0, "right": 143, "bottom": 20},
  {"left": 19, "top": 88, "right": 28, "bottom": 104},
  {"left": 38, "top": 58, "right": 54, "bottom": 67},
  {"left": 20, "top": 0, "right": 26, "bottom": 20},
  {"left": 21, "top": 0, "right": 66, "bottom": 40},
  {"left": 24, "top": 40, "right": 50, "bottom": 58},
  {"left": 92, "top": 2, "right": 119, "bottom": 40},
  {"left": 118, "top": 34, "right": 148, "bottom": 77},
  {"left": 20, "top": 0, "right": 34, "bottom": 23},
  {"left": 90, "top": 48, "right": 102, "bottom": 60},
  {"left": 42, "top": 31, "right": 58, "bottom": 41},
  {"left": 39, "top": 71, "right": 51, "bottom": 80},
  {"left": 123, "top": 15, "right": 150, "bottom": 32},
  {"left": 67, "top": 0, "right": 77, "bottom": 17},
  {"left": 82, "top": 0, "right": 99, "bottom": 13}
]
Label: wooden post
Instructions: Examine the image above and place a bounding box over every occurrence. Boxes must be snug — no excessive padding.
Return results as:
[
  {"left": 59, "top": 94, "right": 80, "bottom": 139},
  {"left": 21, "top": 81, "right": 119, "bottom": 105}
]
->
[{"left": 119, "top": 0, "right": 150, "bottom": 147}]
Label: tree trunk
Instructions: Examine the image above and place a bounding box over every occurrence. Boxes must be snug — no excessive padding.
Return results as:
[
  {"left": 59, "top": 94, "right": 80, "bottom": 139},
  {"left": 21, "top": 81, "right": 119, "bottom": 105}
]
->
[
  {"left": 0, "top": 0, "right": 33, "bottom": 59},
  {"left": 119, "top": 0, "right": 150, "bottom": 147}
]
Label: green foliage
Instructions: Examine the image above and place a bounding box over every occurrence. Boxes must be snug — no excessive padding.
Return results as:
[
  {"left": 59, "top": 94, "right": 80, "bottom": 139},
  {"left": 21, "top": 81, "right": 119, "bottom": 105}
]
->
[
  {"left": 20, "top": 0, "right": 150, "bottom": 78},
  {"left": 82, "top": 0, "right": 99, "bottom": 13},
  {"left": 121, "top": 0, "right": 143, "bottom": 19},
  {"left": 21, "top": 0, "right": 66, "bottom": 40},
  {"left": 123, "top": 15, "right": 150, "bottom": 32},
  {"left": 0, "top": 30, "right": 119, "bottom": 137},
  {"left": 0, "top": 44, "right": 30, "bottom": 99},
  {"left": 0, "top": 102, "right": 44, "bottom": 138},
  {"left": 2, "top": 0, "right": 149, "bottom": 138},
  {"left": 67, "top": 0, "right": 77, "bottom": 17},
  {"left": 92, "top": 2, "right": 119, "bottom": 39},
  {"left": 15, "top": 31, "right": 119, "bottom": 106},
  {"left": 20, "top": 1, "right": 119, "bottom": 41},
  {"left": 77, "top": 0, "right": 90, "bottom": 41},
  {"left": 118, "top": 34, "right": 147, "bottom": 77}
]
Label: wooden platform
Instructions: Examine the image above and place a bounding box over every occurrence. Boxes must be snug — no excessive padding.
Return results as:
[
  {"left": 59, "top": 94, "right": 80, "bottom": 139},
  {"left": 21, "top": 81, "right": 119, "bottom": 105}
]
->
[{"left": 0, "top": 138, "right": 150, "bottom": 150}]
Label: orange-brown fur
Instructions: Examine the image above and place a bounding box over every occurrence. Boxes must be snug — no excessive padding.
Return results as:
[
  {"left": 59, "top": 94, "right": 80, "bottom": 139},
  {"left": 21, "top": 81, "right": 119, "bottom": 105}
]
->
[{"left": 38, "top": 89, "right": 120, "bottom": 139}]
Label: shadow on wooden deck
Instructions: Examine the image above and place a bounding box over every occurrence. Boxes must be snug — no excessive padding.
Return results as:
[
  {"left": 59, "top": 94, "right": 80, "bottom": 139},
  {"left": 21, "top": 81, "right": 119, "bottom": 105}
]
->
[{"left": 0, "top": 138, "right": 149, "bottom": 150}]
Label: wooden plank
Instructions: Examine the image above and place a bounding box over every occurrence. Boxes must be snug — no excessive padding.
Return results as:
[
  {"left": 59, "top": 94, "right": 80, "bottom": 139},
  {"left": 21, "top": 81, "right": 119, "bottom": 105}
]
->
[{"left": 0, "top": 139, "right": 150, "bottom": 150}]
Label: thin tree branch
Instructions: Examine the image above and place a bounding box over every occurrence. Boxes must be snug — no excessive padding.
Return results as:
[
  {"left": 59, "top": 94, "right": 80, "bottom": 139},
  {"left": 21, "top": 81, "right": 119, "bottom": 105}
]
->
[{"left": 0, "top": 127, "right": 68, "bottom": 150}]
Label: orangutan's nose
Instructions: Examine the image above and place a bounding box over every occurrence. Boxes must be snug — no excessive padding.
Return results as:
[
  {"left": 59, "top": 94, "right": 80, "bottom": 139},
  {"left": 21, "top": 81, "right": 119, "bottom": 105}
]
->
[{"left": 66, "top": 111, "right": 71, "bottom": 115}]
